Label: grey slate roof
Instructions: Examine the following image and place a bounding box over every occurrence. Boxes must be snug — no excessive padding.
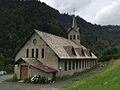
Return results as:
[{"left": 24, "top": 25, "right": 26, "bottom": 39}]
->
[{"left": 35, "top": 30, "right": 97, "bottom": 59}]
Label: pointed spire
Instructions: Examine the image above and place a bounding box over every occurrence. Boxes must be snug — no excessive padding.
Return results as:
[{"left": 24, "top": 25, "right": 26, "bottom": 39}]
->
[{"left": 72, "top": 15, "right": 77, "bottom": 29}]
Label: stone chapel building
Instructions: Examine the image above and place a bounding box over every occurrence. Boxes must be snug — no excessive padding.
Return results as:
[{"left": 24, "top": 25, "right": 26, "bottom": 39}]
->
[{"left": 14, "top": 16, "right": 97, "bottom": 80}]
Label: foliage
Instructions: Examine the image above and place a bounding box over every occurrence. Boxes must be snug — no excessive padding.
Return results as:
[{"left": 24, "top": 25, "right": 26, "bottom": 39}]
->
[
  {"left": 63, "top": 59, "right": 120, "bottom": 90},
  {"left": 0, "top": 53, "right": 14, "bottom": 72},
  {"left": 24, "top": 75, "right": 54, "bottom": 84},
  {"left": 100, "top": 46, "right": 120, "bottom": 62},
  {"left": 4, "top": 64, "right": 14, "bottom": 73}
]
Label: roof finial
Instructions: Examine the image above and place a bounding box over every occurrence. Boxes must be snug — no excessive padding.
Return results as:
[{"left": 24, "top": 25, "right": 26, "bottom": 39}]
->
[
  {"left": 73, "top": 8, "right": 76, "bottom": 16},
  {"left": 72, "top": 8, "right": 77, "bottom": 29}
]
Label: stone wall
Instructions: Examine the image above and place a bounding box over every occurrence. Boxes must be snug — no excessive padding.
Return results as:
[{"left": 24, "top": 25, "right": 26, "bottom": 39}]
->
[
  {"left": 15, "top": 32, "right": 58, "bottom": 70},
  {"left": 15, "top": 32, "right": 59, "bottom": 79}
]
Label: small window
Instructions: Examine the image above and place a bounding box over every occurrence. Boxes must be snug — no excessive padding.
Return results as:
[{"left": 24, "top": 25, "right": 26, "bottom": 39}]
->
[
  {"left": 70, "top": 35, "right": 72, "bottom": 40},
  {"left": 64, "top": 61, "right": 67, "bottom": 71},
  {"left": 90, "top": 61, "right": 92, "bottom": 67},
  {"left": 82, "top": 60, "right": 84, "bottom": 68},
  {"left": 85, "top": 60, "right": 86, "bottom": 68},
  {"left": 86, "top": 60, "right": 88, "bottom": 67},
  {"left": 79, "top": 61, "right": 81, "bottom": 69},
  {"left": 87, "top": 60, "right": 89, "bottom": 67},
  {"left": 26, "top": 49, "right": 29, "bottom": 58},
  {"left": 77, "top": 35, "right": 80, "bottom": 40},
  {"left": 36, "top": 48, "right": 39, "bottom": 58},
  {"left": 69, "top": 61, "right": 71, "bottom": 70},
  {"left": 73, "top": 35, "right": 76, "bottom": 39},
  {"left": 32, "top": 49, "right": 34, "bottom": 58},
  {"left": 76, "top": 61, "right": 78, "bottom": 70},
  {"left": 42, "top": 48, "right": 44, "bottom": 58},
  {"left": 73, "top": 61, "right": 75, "bottom": 70}
]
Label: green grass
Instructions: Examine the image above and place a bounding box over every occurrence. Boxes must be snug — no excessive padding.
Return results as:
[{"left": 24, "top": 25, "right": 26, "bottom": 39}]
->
[{"left": 63, "top": 59, "right": 120, "bottom": 90}]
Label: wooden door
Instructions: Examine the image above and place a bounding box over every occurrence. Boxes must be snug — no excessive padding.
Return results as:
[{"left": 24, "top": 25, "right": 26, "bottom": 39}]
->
[{"left": 20, "top": 65, "right": 28, "bottom": 80}]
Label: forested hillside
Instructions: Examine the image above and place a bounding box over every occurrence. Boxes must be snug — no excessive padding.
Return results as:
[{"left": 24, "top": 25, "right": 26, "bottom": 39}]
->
[{"left": 0, "top": 0, "right": 120, "bottom": 71}]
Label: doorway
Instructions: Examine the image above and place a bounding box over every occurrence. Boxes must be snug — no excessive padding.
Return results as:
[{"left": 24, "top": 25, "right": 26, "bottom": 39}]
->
[{"left": 20, "top": 65, "right": 28, "bottom": 80}]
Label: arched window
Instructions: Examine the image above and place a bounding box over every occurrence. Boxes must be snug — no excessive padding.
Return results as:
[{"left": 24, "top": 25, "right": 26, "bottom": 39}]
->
[
  {"left": 32, "top": 49, "right": 34, "bottom": 58},
  {"left": 73, "top": 35, "right": 76, "bottom": 39},
  {"left": 70, "top": 35, "right": 72, "bottom": 40},
  {"left": 36, "top": 48, "right": 39, "bottom": 58},
  {"left": 26, "top": 49, "right": 29, "bottom": 58},
  {"left": 41, "top": 48, "right": 44, "bottom": 58}
]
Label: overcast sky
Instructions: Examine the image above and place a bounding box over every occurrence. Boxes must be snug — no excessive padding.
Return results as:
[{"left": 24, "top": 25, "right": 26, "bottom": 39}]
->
[{"left": 40, "top": 0, "right": 120, "bottom": 25}]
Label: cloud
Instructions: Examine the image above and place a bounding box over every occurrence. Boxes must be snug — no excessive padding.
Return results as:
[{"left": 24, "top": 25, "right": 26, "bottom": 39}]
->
[
  {"left": 94, "top": 1, "right": 120, "bottom": 25},
  {"left": 40, "top": 0, "right": 92, "bottom": 14},
  {"left": 40, "top": 0, "right": 120, "bottom": 25}
]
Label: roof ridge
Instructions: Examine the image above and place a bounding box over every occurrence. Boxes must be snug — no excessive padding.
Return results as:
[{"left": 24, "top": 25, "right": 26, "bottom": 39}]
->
[{"left": 34, "top": 29, "right": 79, "bottom": 44}]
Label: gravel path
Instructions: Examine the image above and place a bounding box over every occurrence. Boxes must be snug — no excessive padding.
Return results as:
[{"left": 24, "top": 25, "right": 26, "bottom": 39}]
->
[
  {"left": 0, "top": 74, "right": 13, "bottom": 83},
  {"left": 0, "top": 83, "right": 58, "bottom": 90}
]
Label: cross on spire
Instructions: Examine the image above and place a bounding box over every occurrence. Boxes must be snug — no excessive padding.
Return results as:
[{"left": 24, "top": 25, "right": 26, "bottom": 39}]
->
[
  {"left": 72, "top": 16, "right": 77, "bottom": 29},
  {"left": 72, "top": 8, "right": 77, "bottom": 29},
  {"left": 73, "top": 8, "right": 76, "bottom": 15}
]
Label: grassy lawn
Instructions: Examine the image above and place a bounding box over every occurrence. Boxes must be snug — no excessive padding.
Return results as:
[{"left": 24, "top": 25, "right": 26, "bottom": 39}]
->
[{"left": 63, "top": 59, "right": 120, "bottom": 90}]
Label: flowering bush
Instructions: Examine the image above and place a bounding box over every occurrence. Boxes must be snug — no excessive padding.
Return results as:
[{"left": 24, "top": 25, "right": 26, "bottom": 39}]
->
[{"left": 30, "top": 75, "right": 55, "bottom": 84}]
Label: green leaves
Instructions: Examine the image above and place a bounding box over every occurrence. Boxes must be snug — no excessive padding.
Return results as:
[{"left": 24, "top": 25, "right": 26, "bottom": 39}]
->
[{"left": 100, "top": 46, "right": 120, "bottom": 61}]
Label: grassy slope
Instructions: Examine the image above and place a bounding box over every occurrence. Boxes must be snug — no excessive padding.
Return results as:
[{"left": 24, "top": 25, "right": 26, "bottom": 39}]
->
[{"left": 63, "top": 59, "right": 120, "bottom": 90}]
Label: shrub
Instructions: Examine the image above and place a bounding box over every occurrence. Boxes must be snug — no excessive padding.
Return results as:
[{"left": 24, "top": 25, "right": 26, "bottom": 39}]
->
[
  {"left": 28, "top": 75, "right": 54, "bottom": 84},
  {"left": 100, "top": 46, "right": 120, "bottom": 62}
]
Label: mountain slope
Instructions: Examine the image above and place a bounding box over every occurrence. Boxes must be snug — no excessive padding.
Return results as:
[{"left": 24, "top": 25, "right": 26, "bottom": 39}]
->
[
  {"left": 0, "top": 0, "right": 120, "bottom": 58},
  {"left": 63, "top": 59, "right": 120, "bottom": 90}
]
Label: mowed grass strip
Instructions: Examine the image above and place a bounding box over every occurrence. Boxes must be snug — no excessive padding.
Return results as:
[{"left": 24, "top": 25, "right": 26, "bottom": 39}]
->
[{"left": 63, "top": 59, "right": 120, "bottom": 90}]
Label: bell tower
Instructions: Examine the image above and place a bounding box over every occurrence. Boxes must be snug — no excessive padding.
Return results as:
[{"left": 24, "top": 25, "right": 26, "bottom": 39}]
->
[{"left": 67, "top": 15, "right": 80, "bottom": 45}]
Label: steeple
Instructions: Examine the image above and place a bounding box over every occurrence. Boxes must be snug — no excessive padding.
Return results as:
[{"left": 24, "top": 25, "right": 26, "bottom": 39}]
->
[
  {"left": 67, "top": 15, "right": 80, "bottom": 45},
  {"left": 72, "top": 15, "right": 77, "bottom": 29}
]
